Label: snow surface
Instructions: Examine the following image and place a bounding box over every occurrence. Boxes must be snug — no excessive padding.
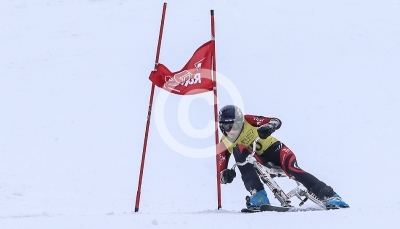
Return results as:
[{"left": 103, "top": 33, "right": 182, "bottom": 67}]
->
[{"left": 1, "top": 0, "right": 400, "bottom": 228}]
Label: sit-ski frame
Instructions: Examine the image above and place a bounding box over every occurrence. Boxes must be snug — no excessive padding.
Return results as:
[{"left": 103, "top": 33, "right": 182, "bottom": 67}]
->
[{"left": 231, "top": 137, "right": 327, "bottom": 210}]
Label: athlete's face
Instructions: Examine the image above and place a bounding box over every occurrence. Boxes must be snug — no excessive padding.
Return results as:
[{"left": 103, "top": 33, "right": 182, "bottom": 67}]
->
[
  {"left": 227, "top": 128, "right": 240, "bottom": 138},
  {"left": 220, "top": 122, "right": 242, "bottom": 138}
]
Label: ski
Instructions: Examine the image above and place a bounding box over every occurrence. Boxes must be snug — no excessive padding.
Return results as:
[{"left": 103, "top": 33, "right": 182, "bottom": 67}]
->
[
  {"left": 240, "top": 208, "right": 261, "bottom": 213},
  {"left": 260, "top": 204, "right": 290, "bottom": 212},
  {"left": 241, "top": 205, "right": 290, "bottom": 213}
]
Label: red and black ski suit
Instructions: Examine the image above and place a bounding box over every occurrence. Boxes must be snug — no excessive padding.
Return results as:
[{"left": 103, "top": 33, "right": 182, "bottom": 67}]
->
[{"left": 218, "top": 114, "right": 336, "bottom": 200}]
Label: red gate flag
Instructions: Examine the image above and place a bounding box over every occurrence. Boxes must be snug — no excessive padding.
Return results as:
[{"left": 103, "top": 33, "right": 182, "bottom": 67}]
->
[{"left": 149, "top": 40, "right": 214, "bottom": 95}]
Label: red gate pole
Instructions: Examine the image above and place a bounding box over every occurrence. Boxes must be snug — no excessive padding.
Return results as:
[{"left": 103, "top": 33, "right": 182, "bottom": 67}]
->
[
  {"left": 210, "top": 9, "right": 222, "bottom": 209},
  {"left": 135, "top": 2, "right": 167, "bottom": 212}
]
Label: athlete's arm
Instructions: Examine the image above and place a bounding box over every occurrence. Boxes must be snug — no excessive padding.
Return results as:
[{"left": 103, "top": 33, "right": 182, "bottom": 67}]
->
[{"left": 244, "top": 115, "right": 282, "bottom": 129}]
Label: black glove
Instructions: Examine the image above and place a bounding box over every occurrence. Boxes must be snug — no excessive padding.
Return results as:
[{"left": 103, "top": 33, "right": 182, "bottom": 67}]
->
[
  {"left": 257, "top": 123, "right": 275, "bottom": 139},
  {"left": 220, "top": 169, "right": 236, "bottom": 184}
]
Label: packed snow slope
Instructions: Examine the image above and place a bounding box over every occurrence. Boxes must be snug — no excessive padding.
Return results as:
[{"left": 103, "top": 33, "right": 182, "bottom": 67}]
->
[{"left": 1, "top": 0, "right": 400, "bottom": 228}]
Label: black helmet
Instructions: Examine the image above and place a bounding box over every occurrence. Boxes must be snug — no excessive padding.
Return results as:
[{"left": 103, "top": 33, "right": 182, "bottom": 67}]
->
[{"left": 218, "top": 105, "right": 244, "bottom": 136}]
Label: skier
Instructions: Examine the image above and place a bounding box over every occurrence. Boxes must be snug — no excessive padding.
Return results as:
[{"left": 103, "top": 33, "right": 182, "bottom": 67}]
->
[{"left": 217, "top": 105, "right": 349, "bottom": 210}]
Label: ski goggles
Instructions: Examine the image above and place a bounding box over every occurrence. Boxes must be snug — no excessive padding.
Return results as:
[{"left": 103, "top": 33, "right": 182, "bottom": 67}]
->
[{"left": 220, "top": 121, "right": 242, "bottom": 133}]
